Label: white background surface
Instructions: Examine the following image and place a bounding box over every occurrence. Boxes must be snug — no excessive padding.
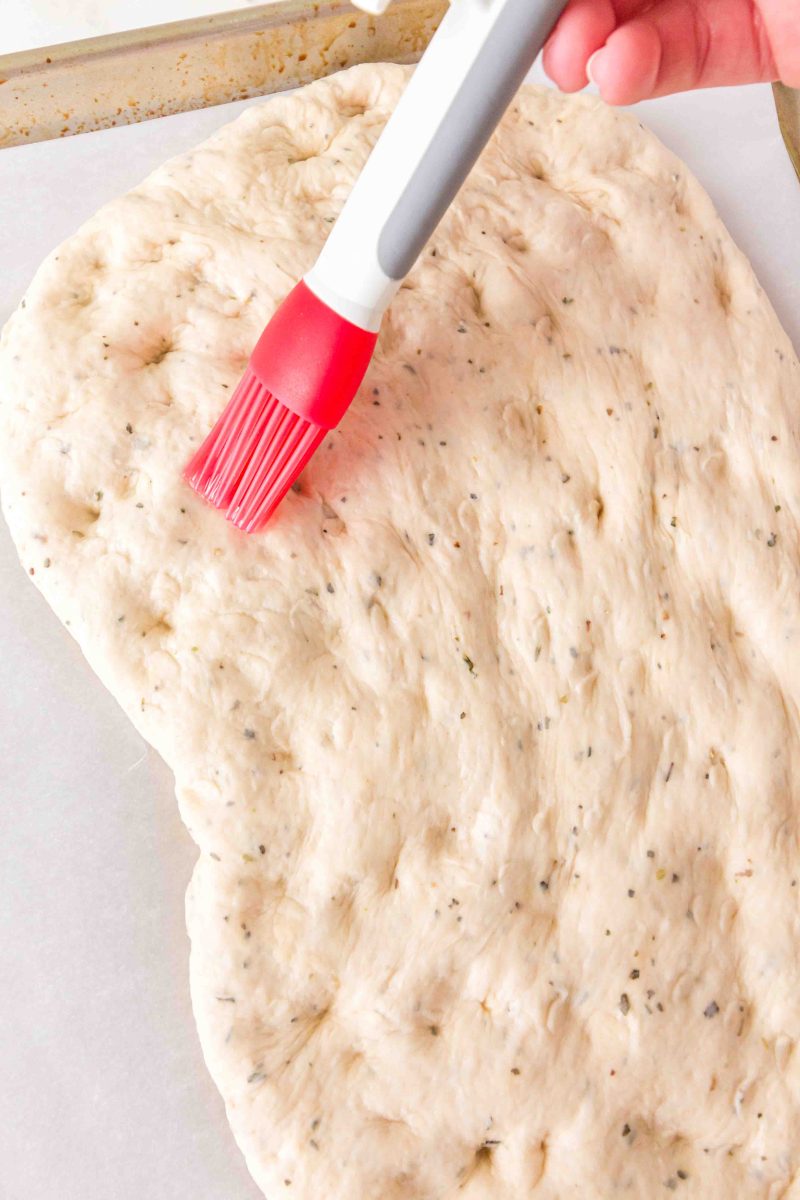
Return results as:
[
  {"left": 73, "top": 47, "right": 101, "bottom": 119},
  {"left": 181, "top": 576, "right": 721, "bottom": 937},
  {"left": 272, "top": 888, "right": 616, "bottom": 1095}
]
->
[
  {"left": 1, "top": 0, "right": 264, "bottom": 54},
  {"left": 2, "top": 5, "right": 800, "bottom": 1200}
]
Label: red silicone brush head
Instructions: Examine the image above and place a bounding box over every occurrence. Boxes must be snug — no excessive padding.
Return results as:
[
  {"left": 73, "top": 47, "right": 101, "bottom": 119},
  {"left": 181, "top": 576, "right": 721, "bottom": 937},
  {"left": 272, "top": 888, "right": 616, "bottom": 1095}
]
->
[
  {"left": 184, "top": 282, "right": 378, "bottom": 532},
  {"left": 184, "top": 371, "right": 328, "bottom": 531}
]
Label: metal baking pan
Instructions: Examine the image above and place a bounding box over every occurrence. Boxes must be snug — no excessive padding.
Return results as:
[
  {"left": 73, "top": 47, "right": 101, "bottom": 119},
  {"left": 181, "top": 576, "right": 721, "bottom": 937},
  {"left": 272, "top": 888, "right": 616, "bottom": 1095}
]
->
[
  {"left": 774, "top": 83, "right": 800, "bottom": 185},
  {"left": 1, "top": 1, "right": 797, "bottom": 191},
  {"left": 0, "top": 0, "right": 446, "bottom": 148}
]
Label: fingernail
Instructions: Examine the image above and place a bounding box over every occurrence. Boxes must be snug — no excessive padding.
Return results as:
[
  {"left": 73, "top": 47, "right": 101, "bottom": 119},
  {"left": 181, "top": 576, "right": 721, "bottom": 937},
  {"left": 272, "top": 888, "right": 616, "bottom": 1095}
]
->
[{"left": 586, "top": 50, "right": 602, "bottom": 87}]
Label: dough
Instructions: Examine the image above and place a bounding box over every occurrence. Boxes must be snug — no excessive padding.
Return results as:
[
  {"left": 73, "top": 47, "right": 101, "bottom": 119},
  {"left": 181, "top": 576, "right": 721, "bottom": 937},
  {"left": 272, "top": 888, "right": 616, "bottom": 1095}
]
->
[{"left": 3, "top": 63, "right": 800, "bottom": 1199}]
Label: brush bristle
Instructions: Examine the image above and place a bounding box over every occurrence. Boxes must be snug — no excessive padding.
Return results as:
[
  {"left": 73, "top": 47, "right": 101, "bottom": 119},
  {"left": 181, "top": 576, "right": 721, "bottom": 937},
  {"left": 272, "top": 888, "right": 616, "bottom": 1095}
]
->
[{"left": 184, "top": 365, "right": 326, "bottom": 532}]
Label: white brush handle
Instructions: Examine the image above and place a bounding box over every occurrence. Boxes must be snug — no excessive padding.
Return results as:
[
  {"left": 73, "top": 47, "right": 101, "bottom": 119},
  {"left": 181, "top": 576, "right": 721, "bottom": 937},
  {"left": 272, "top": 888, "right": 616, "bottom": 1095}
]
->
[
  {"left": 350, "top": 0, "right": 392, "bottom": 12},
  {"left": 304, "top": 0, "right": 566, "bottom": 332}
]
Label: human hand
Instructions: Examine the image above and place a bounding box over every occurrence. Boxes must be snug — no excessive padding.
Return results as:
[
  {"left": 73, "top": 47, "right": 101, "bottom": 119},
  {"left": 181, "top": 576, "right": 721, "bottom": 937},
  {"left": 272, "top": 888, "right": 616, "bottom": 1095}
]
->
[{"left": 543, "top": 1, "right": 800, "bottom": 105}]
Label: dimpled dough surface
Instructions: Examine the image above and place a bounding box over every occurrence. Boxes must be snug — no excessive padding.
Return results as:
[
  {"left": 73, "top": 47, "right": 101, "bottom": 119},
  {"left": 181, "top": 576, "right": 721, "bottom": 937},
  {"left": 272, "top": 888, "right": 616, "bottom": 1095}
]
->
[{"left": 3, "top": 62, "right": 800, "bottom": 1199}]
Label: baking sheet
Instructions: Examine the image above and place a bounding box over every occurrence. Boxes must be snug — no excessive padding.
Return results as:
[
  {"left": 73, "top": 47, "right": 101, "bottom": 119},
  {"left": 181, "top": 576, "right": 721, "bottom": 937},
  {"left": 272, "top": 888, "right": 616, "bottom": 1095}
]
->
[
  {"left": 0, "top": 0, "right": 445, "bottom": 147},
  {"left": 2, "top": 65, "right": 800, "bottom": 1200}
]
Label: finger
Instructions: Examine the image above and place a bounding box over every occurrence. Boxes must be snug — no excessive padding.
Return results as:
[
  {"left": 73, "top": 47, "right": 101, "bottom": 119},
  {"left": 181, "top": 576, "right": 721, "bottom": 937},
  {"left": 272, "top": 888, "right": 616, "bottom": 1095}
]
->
[
  {"left": 542, "top": 0, "right": 617, "bottom": 93},
  {"left": 588, "top": 0, "right": 779, "bottom": 106},
  {"left": 760, "top": 0, "right": 800, "bottom": 85},
  {"left": 542, "top": 0, "right": 665, "bottom": 92},
  {"left": 588, "top": 20, "right": 662, "bottom": 105}
]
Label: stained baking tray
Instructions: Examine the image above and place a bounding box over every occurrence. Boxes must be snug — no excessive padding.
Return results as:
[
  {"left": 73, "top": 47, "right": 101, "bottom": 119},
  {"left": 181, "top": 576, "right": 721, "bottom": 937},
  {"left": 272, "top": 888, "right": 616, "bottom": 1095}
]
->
[
  {"left": 3, "top": 0, "right": 799, "bottom": 203},
  {"left": 0, "top": 0, "right": 446, "bottom": 147},
  {"left": 2, "top": 2, "right": 798, "bottom": 188},
  {"left": 774, "top": 82, "right": 800, "bottom": 184}
]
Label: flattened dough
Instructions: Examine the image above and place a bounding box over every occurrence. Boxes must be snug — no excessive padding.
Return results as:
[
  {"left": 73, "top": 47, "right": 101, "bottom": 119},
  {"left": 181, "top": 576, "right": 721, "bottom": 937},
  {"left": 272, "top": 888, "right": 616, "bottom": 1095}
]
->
[{"left": 3, "top": 64, "right": 800, "bottom": 1199}]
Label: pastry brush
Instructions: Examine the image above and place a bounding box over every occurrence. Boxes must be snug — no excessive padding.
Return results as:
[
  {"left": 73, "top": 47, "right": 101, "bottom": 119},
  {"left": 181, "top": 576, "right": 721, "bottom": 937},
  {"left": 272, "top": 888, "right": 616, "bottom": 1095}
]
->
[{"left": 185, "top": 0, "right": 567, "bottom": 531}]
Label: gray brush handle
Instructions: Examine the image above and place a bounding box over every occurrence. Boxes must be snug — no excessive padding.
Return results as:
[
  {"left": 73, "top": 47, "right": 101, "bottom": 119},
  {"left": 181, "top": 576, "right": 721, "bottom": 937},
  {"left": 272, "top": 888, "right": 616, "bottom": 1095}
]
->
[
  {"left": 306, "top": 0, "right": 568, "bottom": 332},
  {"left": 378, "top": 0, "right": 567, "bottom": 280}
]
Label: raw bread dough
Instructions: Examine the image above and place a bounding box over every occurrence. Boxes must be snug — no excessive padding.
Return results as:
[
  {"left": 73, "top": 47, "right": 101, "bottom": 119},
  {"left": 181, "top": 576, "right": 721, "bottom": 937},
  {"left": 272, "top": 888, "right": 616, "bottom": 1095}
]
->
[{"left": 3, "top": 63, "right": 800, "bottom": 1200}]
